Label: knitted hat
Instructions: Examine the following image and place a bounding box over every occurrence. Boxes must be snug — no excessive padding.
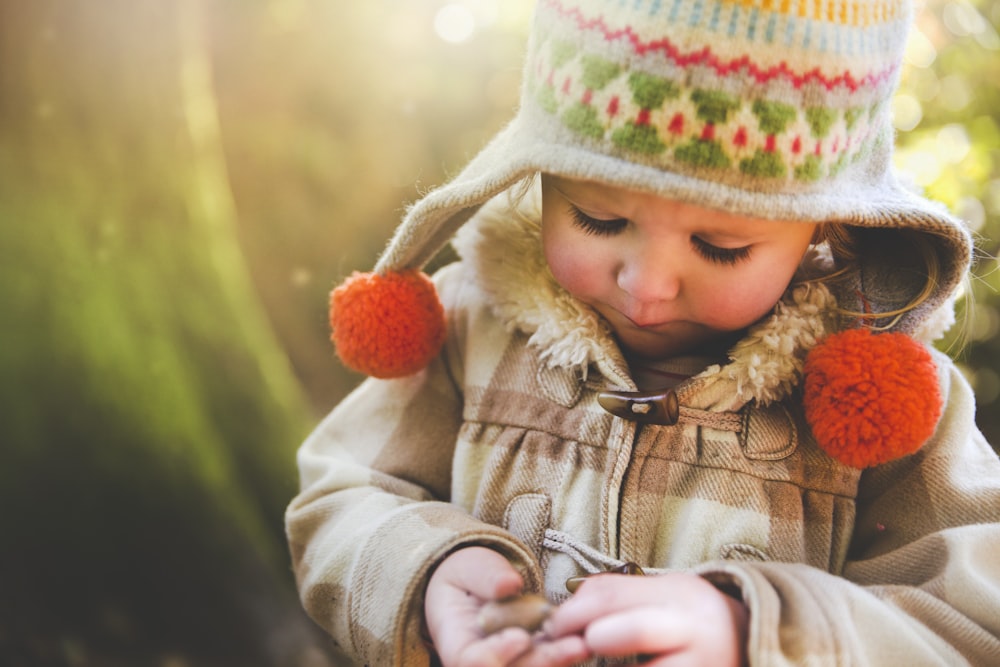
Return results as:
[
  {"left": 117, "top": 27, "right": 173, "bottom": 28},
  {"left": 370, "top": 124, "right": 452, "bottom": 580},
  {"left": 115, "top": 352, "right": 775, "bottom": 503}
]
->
[{"left": 331, "top": 0, "right": 973, "bottom": 465}]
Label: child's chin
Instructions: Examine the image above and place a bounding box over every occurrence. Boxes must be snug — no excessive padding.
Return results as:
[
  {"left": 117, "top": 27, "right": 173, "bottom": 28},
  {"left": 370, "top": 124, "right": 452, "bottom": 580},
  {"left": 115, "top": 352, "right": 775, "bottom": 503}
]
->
[{"left": 617, "top": 323, "right": 745, "bottom": 361}]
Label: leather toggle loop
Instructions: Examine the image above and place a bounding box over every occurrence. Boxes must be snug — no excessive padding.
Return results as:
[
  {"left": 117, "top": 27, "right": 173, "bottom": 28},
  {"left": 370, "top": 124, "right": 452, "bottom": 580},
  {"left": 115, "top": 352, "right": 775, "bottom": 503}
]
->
[
  {"left": 566, "top": 562, "right": 645, "bottom": 593},
  {"left": 598, "top": 388, "right": 679, "bottom": 425}
]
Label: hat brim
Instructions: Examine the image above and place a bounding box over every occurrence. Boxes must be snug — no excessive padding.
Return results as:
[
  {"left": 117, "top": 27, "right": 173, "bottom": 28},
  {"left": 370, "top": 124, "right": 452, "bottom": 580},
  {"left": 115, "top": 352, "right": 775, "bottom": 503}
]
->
[{"left": 377, "top": 104, "right": 972, "bottom": 332}]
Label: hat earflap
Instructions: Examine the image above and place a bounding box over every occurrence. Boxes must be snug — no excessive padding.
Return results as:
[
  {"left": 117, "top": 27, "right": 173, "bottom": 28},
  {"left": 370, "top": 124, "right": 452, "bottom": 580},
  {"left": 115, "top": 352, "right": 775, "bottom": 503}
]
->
[
  {"left": 330, "top": 270, "right": 445, "bottom": 379},
  {"left": 803, "top": 328, "right": 942, "bottom": 469}
]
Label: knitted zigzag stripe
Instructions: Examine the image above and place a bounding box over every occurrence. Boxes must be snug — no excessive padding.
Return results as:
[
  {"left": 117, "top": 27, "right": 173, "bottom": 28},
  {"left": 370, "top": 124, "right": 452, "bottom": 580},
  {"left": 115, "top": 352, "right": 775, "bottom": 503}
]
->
[{"left": 528, "top": 0, "right": 909, "bottom": 190}]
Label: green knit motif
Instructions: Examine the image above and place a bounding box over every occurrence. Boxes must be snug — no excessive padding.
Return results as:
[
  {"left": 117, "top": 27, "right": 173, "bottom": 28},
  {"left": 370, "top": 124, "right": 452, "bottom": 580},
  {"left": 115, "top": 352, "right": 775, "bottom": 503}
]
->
[
  {"left": 739, "top": 100, "right": 796, "bottom": 179},
  {"left": 563, "top": 104, "right": 604, "bottom": 138},
  {"left": 538, "top": 84, "right": 559, "bottom": 115},
  {"left": 611, "top": 72, "right": 679, "bottom": 155},
  {"left": 806, "top": 108, "right": 838, "bottom": 139},
  {"left": 674, "top": 90, "right": 740, "bottom": 170},
  {"left": 580, "top": 55, "right": 621, "bottom": 90},
  {"left": 753, "top": 100, "right": 797, "bottom": 136},
  {"left": 675, "top": 138, "right": 732, "bottom": 170},
  {"left": 550, "top": 40, "right": 576, "bottom": 69},
  {"left": 691, "top": 89, "right": 742, "bottom": 125},
  {"left": 627, "top": 72, "right": 679, "bottom": 110},
  {"left": 844, "top": 107, "right": 864, "bottom": 131},
  {"left": 562, "top": 56, "right": 621, "bottom": 139},
  {"left": 795, "top": 154, "right": 824, "bottom": 182}
]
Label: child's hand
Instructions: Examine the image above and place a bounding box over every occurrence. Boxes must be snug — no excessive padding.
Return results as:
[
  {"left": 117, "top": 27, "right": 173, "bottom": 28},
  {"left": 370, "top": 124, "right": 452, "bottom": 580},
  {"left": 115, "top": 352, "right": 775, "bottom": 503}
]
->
[
  {"left": 424, "top": 546, "right": 590, "bottom": 667},
  {"left": 544, "top": 571, "right": 748, "bottom": 667}
]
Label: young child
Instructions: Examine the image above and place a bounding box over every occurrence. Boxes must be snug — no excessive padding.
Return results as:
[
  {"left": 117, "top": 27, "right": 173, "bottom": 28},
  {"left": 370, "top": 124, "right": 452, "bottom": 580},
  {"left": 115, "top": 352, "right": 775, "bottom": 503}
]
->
[{"left": 287, "top": 1, "right": 1000, "bottom": 665}]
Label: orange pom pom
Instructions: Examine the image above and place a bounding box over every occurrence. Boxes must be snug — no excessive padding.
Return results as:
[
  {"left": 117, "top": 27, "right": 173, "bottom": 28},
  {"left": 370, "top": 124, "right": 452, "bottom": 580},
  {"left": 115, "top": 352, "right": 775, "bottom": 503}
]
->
[
  {"left": 803, "top": 329, "right": 942, "bottom": 469},
  {"left": 330, "top": 270, "right": 445, "bottom": 378}
]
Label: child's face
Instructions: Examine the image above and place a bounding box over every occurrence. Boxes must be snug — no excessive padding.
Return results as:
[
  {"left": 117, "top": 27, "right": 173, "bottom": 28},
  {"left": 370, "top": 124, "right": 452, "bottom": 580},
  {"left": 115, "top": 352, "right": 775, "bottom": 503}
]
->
[{"left": 541, "top": 175, "right": 818, "bottom": 360}]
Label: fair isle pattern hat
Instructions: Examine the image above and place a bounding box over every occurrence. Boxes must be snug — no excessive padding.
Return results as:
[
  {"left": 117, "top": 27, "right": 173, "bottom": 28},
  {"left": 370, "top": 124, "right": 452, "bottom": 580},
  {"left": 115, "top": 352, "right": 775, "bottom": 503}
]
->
[{"left": 331, "top": 0, "right": 972, "bottom": 382}]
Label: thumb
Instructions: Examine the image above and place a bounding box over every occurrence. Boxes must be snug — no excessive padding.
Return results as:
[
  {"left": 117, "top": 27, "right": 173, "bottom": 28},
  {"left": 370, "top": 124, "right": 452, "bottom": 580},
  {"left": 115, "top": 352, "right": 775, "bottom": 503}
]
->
[{"left": 442, "top": 546, "right": 525, "bottom": 600}]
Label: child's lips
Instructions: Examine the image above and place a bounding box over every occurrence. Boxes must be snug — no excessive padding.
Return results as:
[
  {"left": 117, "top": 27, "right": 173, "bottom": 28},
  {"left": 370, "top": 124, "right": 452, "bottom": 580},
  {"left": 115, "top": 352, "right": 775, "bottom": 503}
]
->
[
  {"left": 622, "top": 312, "right": 675, "bottom": 330},
  {"left": 597, "top": 301, "right": 683, "bottom": 332}
]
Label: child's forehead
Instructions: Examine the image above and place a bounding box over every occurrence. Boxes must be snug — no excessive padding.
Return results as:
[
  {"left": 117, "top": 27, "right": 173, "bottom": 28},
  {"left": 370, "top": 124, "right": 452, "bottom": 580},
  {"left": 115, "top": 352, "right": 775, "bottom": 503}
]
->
[
  {"left": 543, "top": 174, "right": 657, "bottom": 209},
  {"left": 544, "top": 173, "right": 624, "bottom": 199},
  {"left": 543, "top": 173, "right": 722, "bottom": 215},
  {"left": 542, "top": 173, "right": 807, "bottom": 233}
]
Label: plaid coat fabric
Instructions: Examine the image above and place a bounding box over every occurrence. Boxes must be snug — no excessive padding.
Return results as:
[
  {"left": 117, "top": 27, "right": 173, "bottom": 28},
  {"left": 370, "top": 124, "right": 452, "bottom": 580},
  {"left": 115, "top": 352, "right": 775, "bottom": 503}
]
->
[{"left": 286, "top": 197, "right": 1000, "bottom": 666}]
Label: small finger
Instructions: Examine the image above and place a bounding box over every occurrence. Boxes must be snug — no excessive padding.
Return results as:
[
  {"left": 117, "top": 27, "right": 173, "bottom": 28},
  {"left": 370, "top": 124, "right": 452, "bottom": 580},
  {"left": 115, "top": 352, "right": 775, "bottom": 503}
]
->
[
  {"left": 458, "top": 627, "right": 534, "bottom": 667},
  {"left": 509, "top": 635, "right": 591, "bottom": 667},
  {"left": 447, "top": 547, "right": 526, "bottom": 601},
  {"left": 583, "top": 606, "right": 689, "bottom": 657},
  {"left": 544, "top": 575, "right": 632, "bottom": 637}
]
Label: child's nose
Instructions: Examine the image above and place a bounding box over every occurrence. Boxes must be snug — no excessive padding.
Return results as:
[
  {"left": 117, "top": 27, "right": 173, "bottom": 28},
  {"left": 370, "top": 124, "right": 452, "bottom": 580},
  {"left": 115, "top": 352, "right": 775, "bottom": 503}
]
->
[{"left": 616, "top": 249, "right": 681, "bottom": 303}]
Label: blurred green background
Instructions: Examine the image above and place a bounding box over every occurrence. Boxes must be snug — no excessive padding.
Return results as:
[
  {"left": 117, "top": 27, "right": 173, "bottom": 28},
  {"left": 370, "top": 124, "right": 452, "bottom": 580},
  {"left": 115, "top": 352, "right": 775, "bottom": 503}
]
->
[{"left": 0, "top": 0, "right": 996, "bottom": 665}]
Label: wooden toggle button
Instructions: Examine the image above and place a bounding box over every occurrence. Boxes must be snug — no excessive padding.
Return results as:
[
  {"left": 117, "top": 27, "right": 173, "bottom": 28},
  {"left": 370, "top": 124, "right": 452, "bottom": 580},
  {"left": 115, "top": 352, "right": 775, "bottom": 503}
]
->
[{"left": 598, "top": 389, "right": 679, "bottom": 425}]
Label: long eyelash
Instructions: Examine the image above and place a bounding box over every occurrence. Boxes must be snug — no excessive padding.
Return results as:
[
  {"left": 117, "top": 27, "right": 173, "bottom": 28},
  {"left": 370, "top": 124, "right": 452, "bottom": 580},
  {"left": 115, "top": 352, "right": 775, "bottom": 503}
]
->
[
  {"left": 568, "top": 206, "right": 627, "bottom": 236},
  {"left": 691, "top": 236, "right": 752, "bottom": 265}
]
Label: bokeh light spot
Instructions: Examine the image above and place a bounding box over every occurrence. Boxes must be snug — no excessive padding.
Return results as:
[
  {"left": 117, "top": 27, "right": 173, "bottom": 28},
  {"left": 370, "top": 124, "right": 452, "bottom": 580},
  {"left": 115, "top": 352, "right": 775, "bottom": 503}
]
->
[
  {"left": 937, "top": 74, "right": 972, "bottom": 112},
  {"left": 904, "top": 28, "right": 937, "bottom": 67},
  {"left": 893, "top": 93, "right": 923, "bottom": 131},
  {"left": 985, "top": 179, "right": 1000, "bottom": 215},
  {"left": 957, "top": 196, "right": 986, "bottom": 232},
  {"left": 970, "top": 300, "right": 1000, "bottom": 342},
  {"left": 434, "top": 4, "right": 476, "bottom": 43},
  {"left": 936, "top": 123, "right": 971, "bottom": 163},
  {"left": 943, "top": 1, "right": 988, "bottom": 37},
  {"left": 899, "top": 148, "right": 943, "bottom": 186}
]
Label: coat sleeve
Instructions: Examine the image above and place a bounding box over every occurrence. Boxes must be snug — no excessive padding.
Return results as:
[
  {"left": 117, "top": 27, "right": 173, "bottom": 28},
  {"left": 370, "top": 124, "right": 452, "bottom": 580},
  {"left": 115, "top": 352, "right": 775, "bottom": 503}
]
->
[
  {"left": 284, "top": 264, "right": 542, "bottom": 666},
  {"left": 699, "top": 350, "right": 1000, "bottom": 666}
]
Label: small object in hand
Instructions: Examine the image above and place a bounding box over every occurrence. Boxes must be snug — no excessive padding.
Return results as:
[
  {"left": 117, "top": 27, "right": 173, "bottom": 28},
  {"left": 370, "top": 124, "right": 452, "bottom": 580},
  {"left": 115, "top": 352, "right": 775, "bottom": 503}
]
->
[{"left": 477, "top": 593, "right": 553, "bottom": 635}]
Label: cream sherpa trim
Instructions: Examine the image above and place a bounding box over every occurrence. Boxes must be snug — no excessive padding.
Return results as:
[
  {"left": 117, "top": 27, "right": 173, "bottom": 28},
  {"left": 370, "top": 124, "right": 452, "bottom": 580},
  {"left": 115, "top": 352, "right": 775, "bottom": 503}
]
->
[
  {"left": 913, "top": 292, "right": 959, "bottom": 344},
  {"left": 452, "top": 184, "right": 849, "bottom": 405},
  {"left": 693, "top": 278, "right": 839, "bottom": 405},
  {"left": 452, "top": 185, "right": 620, "bottom": 378}
]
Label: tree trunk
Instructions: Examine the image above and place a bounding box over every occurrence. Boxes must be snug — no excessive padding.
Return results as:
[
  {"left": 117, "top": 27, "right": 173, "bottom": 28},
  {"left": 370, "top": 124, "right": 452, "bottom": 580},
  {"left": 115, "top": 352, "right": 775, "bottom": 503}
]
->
[{"left": 0, "top": 1, "right": 332, "bottom": 664}]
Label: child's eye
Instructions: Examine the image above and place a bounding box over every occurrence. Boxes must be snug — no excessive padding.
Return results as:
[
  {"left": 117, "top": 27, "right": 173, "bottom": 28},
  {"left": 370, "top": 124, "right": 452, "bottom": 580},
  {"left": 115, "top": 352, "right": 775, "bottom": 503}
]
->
[
  {"left": 692, "top": 236, "right": 752, "bottom": 265},
  {"left": 569, "top": 207, "right": 628, "bottom": 237}
]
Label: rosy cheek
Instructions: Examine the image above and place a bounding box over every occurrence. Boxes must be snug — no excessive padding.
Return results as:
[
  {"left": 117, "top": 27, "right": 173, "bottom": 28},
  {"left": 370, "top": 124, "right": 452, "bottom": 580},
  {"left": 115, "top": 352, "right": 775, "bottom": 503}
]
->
[
  {"left": 544, "top": 234, "right": 603, "bottom": 299},
  {"left": 696, "top": 278, "right": 781, "bottom": 329},
  {"left": 545, "top": 244, "right": 585, "bottom": 295}
]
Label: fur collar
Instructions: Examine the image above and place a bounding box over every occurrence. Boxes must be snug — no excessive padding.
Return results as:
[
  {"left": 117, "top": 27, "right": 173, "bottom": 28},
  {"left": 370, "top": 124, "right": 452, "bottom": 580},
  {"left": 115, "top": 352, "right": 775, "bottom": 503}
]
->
[{"left": 451, "top": 187, "right": 841, "bottom": 406}]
